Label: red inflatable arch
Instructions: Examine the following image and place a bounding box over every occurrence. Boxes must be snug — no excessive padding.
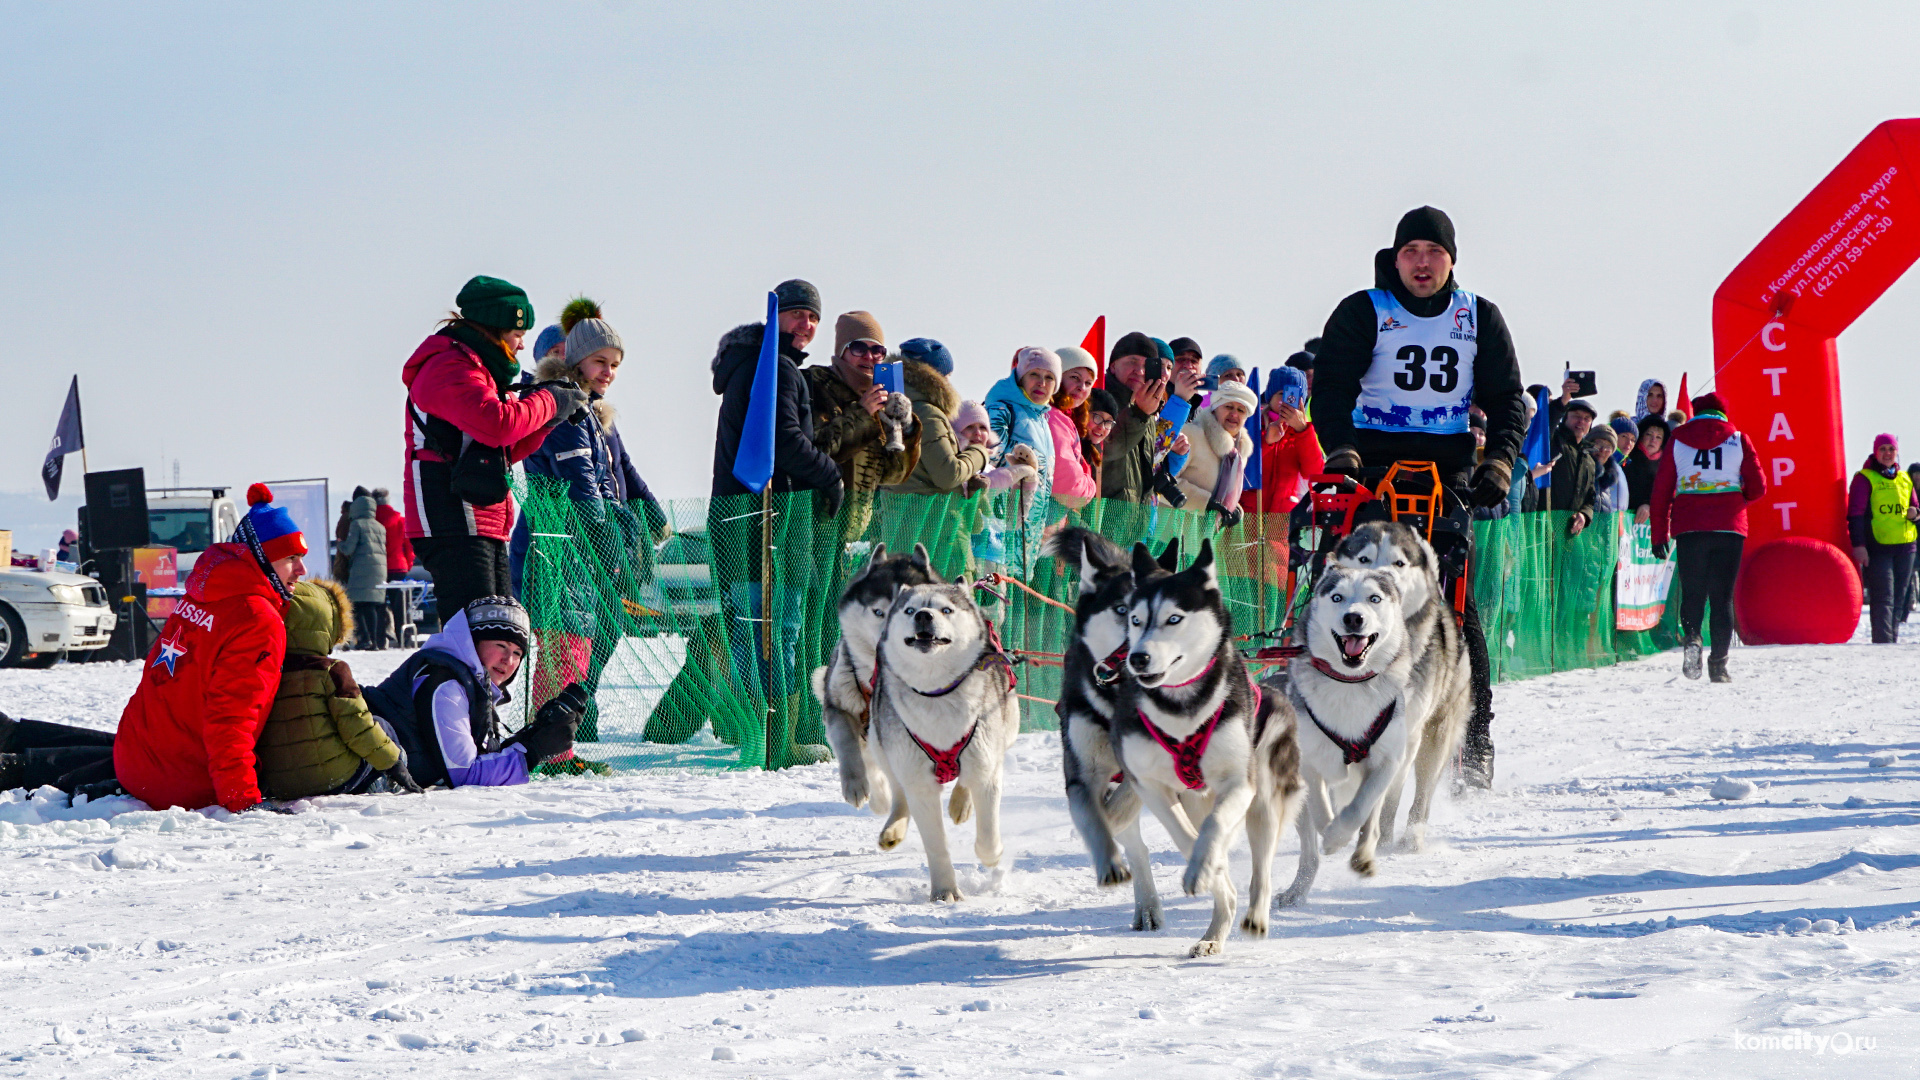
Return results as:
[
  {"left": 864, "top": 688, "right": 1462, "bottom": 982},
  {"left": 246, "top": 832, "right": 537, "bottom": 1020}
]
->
[{"left": 1713, "top": 119, "right": 1920, "bottom": 645}]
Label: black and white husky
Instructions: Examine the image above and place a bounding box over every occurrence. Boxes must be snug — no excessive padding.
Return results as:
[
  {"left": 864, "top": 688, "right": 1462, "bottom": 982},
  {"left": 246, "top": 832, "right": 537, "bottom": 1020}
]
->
[
  {"left": 869, "top": 571, "right": 1021, "bottom": 902},
  {"left": 1116, "top": 538, "right": 1303, "bottom": 956},
  {"left": 1278, "top": 535, "right": 1469, "bottom": 906},
  {"left": 812, "top": 543, "right": 936, "bottom": 813},
  {"left": 1044, "top": 528, "right": 1181, "bottom": 930}
]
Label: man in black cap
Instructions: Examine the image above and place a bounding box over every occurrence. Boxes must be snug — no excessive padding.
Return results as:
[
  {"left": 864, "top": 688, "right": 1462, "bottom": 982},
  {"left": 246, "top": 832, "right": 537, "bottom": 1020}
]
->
[{"left": 1308, "top": 206, "right": 1528, "bottom": 788}]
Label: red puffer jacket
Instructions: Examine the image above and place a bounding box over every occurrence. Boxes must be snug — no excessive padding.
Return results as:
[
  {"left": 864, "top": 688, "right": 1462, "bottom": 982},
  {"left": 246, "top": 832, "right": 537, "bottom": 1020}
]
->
[
  {"left": 374, "top": 503, "right": 413, "bottom": 572},
  {"left": 401, "top": 333, "right": 557, "bottom": 543},
  {"left": 1649, "top": 411, "right": 1767, "bottom": 547},
  {"left": 114, "top": 544, "right": 289, "bottom": 812}
]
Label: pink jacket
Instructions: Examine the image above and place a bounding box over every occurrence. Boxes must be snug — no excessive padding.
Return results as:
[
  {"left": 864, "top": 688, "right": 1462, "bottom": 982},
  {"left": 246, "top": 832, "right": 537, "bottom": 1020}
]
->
[
  {"left": 1048, "top": 408, "right": 1099, "bottom": 503},
  {"left": 401, "top": 334, "right": 557, "bottom": 543}
]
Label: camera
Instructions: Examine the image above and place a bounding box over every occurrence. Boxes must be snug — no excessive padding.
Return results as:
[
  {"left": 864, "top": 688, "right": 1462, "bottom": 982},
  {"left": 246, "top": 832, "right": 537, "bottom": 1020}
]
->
[{"left": 1150, "top": 460, "right": 1187, "bottom": 508}]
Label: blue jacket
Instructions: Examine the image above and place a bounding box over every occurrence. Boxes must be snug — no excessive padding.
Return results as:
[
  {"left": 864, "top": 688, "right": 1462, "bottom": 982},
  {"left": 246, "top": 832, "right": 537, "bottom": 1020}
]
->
[{"left": 510, "top": 387, "right": 662, "bottom": 596}]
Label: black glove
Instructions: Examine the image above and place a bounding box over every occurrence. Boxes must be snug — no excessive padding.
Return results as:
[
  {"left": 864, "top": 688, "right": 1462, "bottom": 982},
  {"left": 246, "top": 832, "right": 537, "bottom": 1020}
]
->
[
  {"left": 817, "top": 477, "right": 846, "bottom": 519},
  {"left": 505, "top": 682, "right": 588, "bottom": 765},
  {"left": 1324, "top": 446, "right": 1363, "bottom": 476},
  {"left": 1652, "top": 540, "right": 1672, "bottom": 560},
  {"left": 538, "top": 682, "right": 590, "bottom": 728},
  {"left": 1207, "top": 498, "right": 1243, "bottom": 530},
  {"left": 531, "top": 381, "right": 590, "bottom": 424},
  {"left": 244, "top": 801, "right": 296, "bottom": 815},
  {"left": 1469, "top": 459, "right": 1513, "bottom": 509},
  {"left": 380, "top": 759, "right": 424, "bottom": 794}
]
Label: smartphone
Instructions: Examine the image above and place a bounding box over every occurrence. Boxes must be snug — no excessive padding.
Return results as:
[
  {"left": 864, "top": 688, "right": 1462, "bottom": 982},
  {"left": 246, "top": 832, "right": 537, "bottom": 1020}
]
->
[
  {"left": 874, "top": 361, "right": 903, "bottom": 394},
  {"left": 1143, "top": 354, "right": 1166, "bottom": 382},
  {"left": 1566, "top": 369, "right": 1598, "bottom": 398},
  {"left": 1280, "top": 383, "right": 1307, "bottom": 409}
]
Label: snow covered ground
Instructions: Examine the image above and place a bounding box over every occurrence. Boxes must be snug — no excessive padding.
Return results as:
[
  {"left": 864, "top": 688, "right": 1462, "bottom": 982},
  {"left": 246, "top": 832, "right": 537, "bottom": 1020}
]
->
[{"left": 2, "top": 625, "right": 1918, "bottom": 1079}]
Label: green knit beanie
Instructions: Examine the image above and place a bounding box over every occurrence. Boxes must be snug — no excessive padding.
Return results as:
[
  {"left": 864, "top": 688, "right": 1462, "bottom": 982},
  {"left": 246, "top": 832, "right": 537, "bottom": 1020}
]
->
[{"left": 456, "top": 275, "right": 534, "bottom": 332}]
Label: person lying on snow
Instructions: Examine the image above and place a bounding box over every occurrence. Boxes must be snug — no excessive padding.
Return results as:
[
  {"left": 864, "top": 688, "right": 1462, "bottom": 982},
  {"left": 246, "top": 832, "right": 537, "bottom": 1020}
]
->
[
  {"left": 114, "top": 483, "right": 308, "bottom": 814},
  {"left": 363, "top": 595, "right": 587, "bottom": 788},
  {"left": 0, "top": 711, "right": 118, "bottom": 799},
  {"left": 254, "top": 580, "right": 423, "bottom": 801}
]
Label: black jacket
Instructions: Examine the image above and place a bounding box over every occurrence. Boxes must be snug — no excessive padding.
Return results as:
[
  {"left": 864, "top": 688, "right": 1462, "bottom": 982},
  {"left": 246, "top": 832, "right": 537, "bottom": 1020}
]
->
[
  {"left": 1310, "top": 249, "right": 1527, "bottom": 487},
  {"left": 1623, "top": 450, "right": 1661, "bottom": 512},
  {"left": 710, "top": 323, "right": 842, "bottom": 498},
  {"left": 1548, "top": 423, "right": 1597, "bottom": 519}
]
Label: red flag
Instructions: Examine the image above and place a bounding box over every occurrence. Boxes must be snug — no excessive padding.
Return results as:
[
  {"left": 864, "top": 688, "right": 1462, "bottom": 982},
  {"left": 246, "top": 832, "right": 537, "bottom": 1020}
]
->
[
  {"left": 1080, "top": 316, "right": 1106, "bottom": 387},
  {"left": 1676, "top": 372, "right": 1693, "bottom": 420}
]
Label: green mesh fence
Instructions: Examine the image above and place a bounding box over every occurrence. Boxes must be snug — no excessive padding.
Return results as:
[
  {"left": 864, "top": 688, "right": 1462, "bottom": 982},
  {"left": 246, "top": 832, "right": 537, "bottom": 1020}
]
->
[{"left": 509, "top": 473, "right": 1685, "bottom": 772}]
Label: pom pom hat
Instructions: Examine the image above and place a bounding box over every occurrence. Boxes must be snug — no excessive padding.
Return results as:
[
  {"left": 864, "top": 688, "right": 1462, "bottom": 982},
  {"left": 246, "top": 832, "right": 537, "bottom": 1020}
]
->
[
  {"left": 242, "top": 483, "right": 307, "bottom": 562},
  {"left": 559, "top": 297, "right": 623, "bottom": 367}
]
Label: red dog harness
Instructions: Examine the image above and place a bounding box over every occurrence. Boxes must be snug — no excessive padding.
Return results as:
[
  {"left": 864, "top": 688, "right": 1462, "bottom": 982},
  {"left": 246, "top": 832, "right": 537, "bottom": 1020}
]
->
[
  {"left": 1309, "top": 657, "right": 1379, "bottom": 684},
  {"left": 894, "top": 619, "right": 1016, "bottom": 784},
  {"left": 1135, "top": 672, "right": 1260, "bottom": 791},
  {"left": 1299, "top": 697, "right": 1396, "bottom": 765}
]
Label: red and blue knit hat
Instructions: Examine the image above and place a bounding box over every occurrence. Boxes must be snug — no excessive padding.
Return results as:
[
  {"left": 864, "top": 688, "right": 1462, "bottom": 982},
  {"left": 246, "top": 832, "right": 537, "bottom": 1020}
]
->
[{"left": 241, "top": 483, "right": 307, "bottom": 562}]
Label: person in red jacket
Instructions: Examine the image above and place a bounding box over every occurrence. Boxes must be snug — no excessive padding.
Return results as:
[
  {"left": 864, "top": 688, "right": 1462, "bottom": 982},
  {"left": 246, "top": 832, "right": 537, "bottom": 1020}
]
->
[
  {"left": 371, "top": 487, "right": 413, "bottom": 639},
  {"left": 114, "top": 484, "right": 308, "bottom": 812},
  {"left": 1241, "top": 364, "right": 1325, "bottom": 517},
  {"left": 401, "top": 276, "right": 587, "bottom": 619},
  {"left": 1649, "top": 392, "right": 1767, "bottom": 683}
]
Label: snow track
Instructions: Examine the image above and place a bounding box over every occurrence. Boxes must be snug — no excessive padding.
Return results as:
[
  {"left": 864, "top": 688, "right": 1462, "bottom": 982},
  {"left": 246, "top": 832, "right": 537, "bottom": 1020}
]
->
[{"left": 2, "top": 632, "right": 1917, "bottom": 1077}]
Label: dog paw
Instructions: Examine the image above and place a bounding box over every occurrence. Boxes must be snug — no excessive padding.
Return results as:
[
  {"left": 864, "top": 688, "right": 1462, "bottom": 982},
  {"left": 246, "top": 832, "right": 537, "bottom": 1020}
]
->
[
  {"left": 1321, "top": 825, "right": 1355, "bottom": 855},
  {"left": 948, "top": 787, "right": 973, "bottom": 824},
  {"left": 1349, "top": 849, "right": 1377, "bottom": 877},
  {"left": 1188, "top": 940, "right": 1223, "bottom": 958},
  {"left": 1394, "top": 831, "right": 1426, "bottom": 854},
  {"left": 1096, "top": 861, "right": 1132, "bottom": 888},
  {"left": 1273, "top": 888, "right": 1307, "bottom": 910},
  {"left": 1239, "top": 912, "right": 1269, "bottom": 939},
  {"left": 840, "top": 775, "right": 869, "bottom": 809},
  {"left": 931, "top": 886, "right": 965, "bottom": 903},
  {"left": 1132, "top": 899, "right": 1164, "bottom": 932},
  {"left": 974, "top": 843, "right": 1003, "bottom": 869},
  {"left": 1181, "top": 859, "right": 1223, "bottom": 897},
  {"left": 878, "top": 820, "right": 908, "bottom": 851}
]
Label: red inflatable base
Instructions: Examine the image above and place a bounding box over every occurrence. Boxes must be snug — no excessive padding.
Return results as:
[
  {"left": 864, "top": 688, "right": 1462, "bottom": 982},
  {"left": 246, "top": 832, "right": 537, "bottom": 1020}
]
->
[{"left": 1734, "top": 537, "right": 1861, "bottom": 646}]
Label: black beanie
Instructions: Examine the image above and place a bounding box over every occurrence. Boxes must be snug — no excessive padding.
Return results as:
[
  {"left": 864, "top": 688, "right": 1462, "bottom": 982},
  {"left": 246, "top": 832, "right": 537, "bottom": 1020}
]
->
[
  {"left": 773, "top": 279, "right": 822, "bottom": 317},
  {"left": 1168, "top": 336, "right": 1202, "bottom": 359},
  {"left": 1284, "top": 350, "right": 1315, "bottom": 371},
  {"left": 1110, "top": 331, "right": 1157, "bottom": 364},
  {"left": 1393, "top": 206, "right": 1457, "bottom": 260},
  {"left": 1087, "top": 387, "right": 1120, "bottom": 417}
]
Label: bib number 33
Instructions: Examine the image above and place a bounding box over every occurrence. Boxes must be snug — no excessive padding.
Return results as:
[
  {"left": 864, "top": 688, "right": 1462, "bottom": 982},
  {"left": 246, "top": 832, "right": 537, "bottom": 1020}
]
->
[{"left": 1393, "top": 345, "right": 1462, "bottom": 393}]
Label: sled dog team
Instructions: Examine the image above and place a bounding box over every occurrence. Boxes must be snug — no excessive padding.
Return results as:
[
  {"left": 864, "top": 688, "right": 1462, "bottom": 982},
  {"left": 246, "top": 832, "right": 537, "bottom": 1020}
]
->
[{"left": 812, "top": 521, "right": 1472, "bottom": 957}]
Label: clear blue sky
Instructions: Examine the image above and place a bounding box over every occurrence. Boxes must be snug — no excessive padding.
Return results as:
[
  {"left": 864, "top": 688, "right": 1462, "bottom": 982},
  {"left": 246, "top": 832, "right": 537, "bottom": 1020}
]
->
[{"left": 3, "top": 1, "right": 1919, "bottom": 517}]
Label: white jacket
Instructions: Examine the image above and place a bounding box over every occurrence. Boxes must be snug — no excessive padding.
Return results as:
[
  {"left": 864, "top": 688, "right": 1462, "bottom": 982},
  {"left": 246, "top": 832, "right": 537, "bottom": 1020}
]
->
[{"left": 1174, "top": 407, "right": 1255, "bottom": 511}]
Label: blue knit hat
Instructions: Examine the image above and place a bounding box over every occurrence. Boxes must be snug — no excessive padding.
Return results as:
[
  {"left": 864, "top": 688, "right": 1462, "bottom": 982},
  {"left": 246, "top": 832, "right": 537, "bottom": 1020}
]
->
[
  {"left": 1266, "top": 365, "right": 1308, "bottom": 409},
  {"left": 1609, "top": 416, "right": 1639, "bottom": 440},
  {"left": 1206, "top": 354, "right": 1245, "bottom": 381},
  {"left": 899, "top": 337, "right": 953, "bottom": 375},
  {"left": 532, "top": 324, "right": 565, "bottom": 360}
]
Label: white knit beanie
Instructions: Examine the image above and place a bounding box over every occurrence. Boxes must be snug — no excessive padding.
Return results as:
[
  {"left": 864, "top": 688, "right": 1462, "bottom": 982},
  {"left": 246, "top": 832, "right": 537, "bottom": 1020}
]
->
[
  {"left": 1056, "top": 346, "right": 1097, "bottom": 376},
  {"left": 1210, "top": 380, "right": 1259, "bottom": 415},
  {"left": 1013, "top": 346, "right": 1062, "bottom": 381}
]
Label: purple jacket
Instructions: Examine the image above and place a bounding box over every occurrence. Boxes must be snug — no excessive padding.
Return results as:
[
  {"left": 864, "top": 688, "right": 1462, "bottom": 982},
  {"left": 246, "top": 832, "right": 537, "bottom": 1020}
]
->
[
  {"left": 414, "top": 611, "right": 529, "bottom": 787},
  {"left": 1847, "top": 457, "right": 1920, "bottom": 548}
]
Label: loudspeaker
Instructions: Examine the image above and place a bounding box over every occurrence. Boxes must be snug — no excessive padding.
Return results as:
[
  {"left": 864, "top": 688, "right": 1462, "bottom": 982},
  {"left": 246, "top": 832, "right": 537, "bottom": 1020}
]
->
[
  {"left": 83, "top": 468, "right": 150, "bottom": 550},
  {"left": 87, "top": 548, "right": 161, "bottom": 663}
]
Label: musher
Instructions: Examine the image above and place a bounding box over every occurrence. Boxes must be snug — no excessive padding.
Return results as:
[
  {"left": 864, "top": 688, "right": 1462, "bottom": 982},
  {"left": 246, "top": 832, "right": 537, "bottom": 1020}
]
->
[{"left": 1307, "top": 206, "right": 1528, "bottom": 789}]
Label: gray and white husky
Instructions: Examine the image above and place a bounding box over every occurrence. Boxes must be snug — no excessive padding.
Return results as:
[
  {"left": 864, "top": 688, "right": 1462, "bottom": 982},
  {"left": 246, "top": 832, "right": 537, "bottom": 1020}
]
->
[
  {"left": 1044, "top": 528, "right": 1182, "bottom": 931},
  {"left": 812, "top": 543, "right": 936, "bottom": 813},
  {"left": 1115, "top": 538, "right": 1303, "bottom": 956},
  {"left": 869, "top": 572, "right": 1021, "bottom": 902},
  {"left": 1279, "top": 544, "right": 1469, "bottom": 907}
]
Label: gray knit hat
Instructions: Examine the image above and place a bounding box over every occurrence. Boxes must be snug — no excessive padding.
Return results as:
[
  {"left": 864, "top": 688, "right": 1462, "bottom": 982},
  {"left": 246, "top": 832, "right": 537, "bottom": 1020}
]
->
[
  {"left": 774, "top": 279, "right": 822, "bottom": 317},
  {"left": 564, "top": 318, "right": 622, "bottom": 366}
]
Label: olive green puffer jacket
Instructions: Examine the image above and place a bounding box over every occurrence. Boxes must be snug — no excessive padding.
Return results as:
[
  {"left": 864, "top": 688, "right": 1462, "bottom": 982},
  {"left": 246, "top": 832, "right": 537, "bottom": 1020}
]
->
[{"left": 255, "top": 580, "right": 402, "bottom": 799}]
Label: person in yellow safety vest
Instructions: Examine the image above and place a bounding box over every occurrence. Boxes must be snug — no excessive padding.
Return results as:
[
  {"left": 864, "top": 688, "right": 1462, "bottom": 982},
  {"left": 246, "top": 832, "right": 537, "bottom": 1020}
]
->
[{"left": 1848, "top": 433, "right": 1920, "bottom": 644}]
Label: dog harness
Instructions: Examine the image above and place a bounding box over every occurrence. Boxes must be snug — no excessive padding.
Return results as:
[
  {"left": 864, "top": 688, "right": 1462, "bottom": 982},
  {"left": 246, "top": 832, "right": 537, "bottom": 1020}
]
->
[
  {"left": 1309, "top": 657, "right": 1378, "bottom": 684},
  {"left": 1298, "top": 697, "right": 1397, "bottom": 766},
  {"left": 1135, "top": 673, "right": 1260, "bottom": 792},
  {"left": 1091, "top": 641, "right": 1130, "bottom": 685},
  {"left": 894, "top": 619, "right": 1015, "bottom": 784},
  {"left": 904, "top": 723, "right": 977, "bottom": 784}
]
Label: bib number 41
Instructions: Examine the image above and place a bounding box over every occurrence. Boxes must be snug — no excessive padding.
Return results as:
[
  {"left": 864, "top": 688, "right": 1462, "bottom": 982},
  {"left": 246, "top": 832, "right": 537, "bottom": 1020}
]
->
[
  {"left": 1393, "top": 345, "right": 1462, "bottom": 394},
  {"left": 1692, "top": 445, "right": 1725, "bottom": 471}
]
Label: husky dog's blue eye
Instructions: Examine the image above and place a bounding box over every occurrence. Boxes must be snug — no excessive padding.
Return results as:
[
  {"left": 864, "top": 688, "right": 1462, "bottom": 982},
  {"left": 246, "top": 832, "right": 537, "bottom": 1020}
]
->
[
  {"left": 1358, "top": 556, "right": 1371, "bottom": 564},
  {"left": 904, "top": 607, "right": 915, "bottom": 615},
  {"left": 1369, "top": 595, "right": 1382, "bottom": 604},
  {"left": 941, "top": 607, "right": 953, "bottom": 615},
  {"left": 873, "top": 608, "right": 885, "bottom": 617},
  {"left": 1131, "top": 616, "right": 1141, "bottom": 626},
  {"left": 1394, "top": 559, "right": 1407, "bottom": 567},
  {"left": 1166, "top": 614, "right": 1183, "bottom": 624},
  {"left": 1331, "top": 594, "right": 1343, "bottom": 603},
  {"left": 1113, "top": 604, "right": 1128, "bottom": 615}
]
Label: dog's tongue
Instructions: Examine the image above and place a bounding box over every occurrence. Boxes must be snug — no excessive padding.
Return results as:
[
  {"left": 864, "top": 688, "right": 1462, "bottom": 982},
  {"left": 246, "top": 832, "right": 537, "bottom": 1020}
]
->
[{"left": 1340, "top": 634, "right": 1369, "bottom": 659}]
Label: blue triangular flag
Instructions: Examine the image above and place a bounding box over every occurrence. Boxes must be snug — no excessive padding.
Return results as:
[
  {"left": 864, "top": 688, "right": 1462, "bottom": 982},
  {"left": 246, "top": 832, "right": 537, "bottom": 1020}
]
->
[
  {"left": 1243, "top": 369, "right": 1263, "bottom": 491},
  {"left": 730, "top": 293, "right": 782, "bottom": 494},
  {"left": 1523, "top": 386, "right": 1553, "bottom": 488},
  {"left": 42, "top": 375, "right": 84, "bottom": 501}
]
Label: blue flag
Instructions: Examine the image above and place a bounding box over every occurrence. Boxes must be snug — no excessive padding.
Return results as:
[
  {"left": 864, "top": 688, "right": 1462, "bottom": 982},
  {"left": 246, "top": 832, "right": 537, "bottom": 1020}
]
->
[
  {"left": 1243, "top": 369, "right": 1263, "bottom": 491},
  {"left": 730, "top": 292, "right": 782, "bottom": 494},
  {"left": 1522, "top": 386, "right": 1553, "bottom": 489},
  {"left": 41, "top": 375, "right": 84, "bottom": 501}
]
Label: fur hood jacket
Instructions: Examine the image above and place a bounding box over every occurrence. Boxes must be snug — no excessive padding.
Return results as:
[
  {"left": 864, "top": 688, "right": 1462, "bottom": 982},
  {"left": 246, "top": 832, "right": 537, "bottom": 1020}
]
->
[
  {"left": 1174, "top": 405, "right": 1255, "bottom": 510},
  {"left": 890, "top": 359, "right": 989, "bottom": 496}
]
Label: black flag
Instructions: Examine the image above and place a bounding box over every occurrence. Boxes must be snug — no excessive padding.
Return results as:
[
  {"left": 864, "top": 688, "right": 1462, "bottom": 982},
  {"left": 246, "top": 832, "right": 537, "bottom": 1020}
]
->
[{"left": 42, "top": 375, "right": 84, "bottom": 500}]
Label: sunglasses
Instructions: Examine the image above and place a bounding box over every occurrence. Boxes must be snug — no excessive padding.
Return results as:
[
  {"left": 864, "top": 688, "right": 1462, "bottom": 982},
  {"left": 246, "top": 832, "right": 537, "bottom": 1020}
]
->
[{"left": 843, "top": 342, "right": 886, "bottom": 359}]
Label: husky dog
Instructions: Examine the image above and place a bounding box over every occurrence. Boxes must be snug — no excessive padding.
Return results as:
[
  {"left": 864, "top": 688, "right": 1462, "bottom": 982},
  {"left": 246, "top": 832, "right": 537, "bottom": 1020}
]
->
[
  {"left": 1044, "top": 528, "right": 1182, "bottom": 930},
  {"left": 869, "top": 572, "right": 1021, "bottom": 902},
  {"left": 1278, "top": 561, "right": 1469, "bottom": 907},
  {"left": 1329, "top": 520, "right": 1468, "bottom": 848},
  {"left": 812, "top": 543, "right": 937, "bottom": 813},
  {"left": 1116, "top": 538, "right": 1302, "bottom": 956}
]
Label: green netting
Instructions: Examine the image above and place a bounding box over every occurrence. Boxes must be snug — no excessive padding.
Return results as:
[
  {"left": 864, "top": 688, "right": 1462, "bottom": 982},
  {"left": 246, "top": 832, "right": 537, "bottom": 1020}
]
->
[{"left": 509, "top": 473, "right": 1684, "bottom": 772}]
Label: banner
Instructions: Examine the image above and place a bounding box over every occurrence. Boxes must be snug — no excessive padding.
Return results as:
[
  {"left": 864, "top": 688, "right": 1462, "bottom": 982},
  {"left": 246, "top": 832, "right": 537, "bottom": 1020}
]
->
[{"left": 1614, "top": 515, "right": 1676, "bottom": 631}]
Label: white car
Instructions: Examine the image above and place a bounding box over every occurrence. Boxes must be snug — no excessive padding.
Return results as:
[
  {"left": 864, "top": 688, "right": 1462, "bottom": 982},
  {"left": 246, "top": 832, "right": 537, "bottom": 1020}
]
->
[{"left": 0, "top": 569, "right": 117, "bottom": 668}]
